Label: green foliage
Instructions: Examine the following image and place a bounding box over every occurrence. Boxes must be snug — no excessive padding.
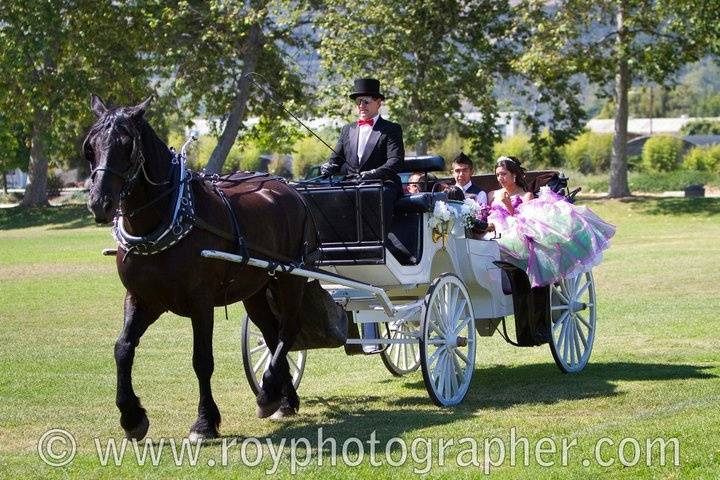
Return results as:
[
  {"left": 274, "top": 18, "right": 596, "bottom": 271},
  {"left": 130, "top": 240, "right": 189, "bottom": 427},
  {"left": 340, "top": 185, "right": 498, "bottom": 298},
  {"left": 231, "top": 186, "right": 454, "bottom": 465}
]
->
[
  {"left": 431, "top": 131, "right": 464, "bottom": 169},
  {"left": 317, "top": 0, "right": 512, "bottom": 159},
  {"left": 563, "top": 132, "right": 614, "bottom": 174},
  {"left": 680, "top": 120, "right": 720, "bottom": 136},
  {"left": 642, "top": 135, "right": 685, "bottom": 172},
  {"left": 683, "top": 145, "right": 720, "bottom": 172},
  {"left": 493, "top": 134, "right": 533, "bottom": 167},
  {"left": 580, "top": 170, "right": 719, "bottom": 193},
  {"left": 45, "top": 173, "right": 64, "bottom": 197},
  {"left": 293, "top": 135, "right": 330, "bottom": 179}
]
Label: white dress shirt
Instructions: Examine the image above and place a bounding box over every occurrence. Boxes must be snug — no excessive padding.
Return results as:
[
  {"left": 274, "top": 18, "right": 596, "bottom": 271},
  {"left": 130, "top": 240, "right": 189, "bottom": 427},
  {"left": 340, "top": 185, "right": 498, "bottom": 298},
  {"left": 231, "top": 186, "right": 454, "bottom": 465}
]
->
[{"left": 357, "top": 114, "right": 380, "bottom": 161}]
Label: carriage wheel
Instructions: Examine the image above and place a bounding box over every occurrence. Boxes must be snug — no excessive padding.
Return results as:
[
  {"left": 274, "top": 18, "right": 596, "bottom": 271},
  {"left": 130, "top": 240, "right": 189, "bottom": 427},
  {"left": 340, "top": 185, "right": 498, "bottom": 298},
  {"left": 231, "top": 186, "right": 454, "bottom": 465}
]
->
[
  {"left": 381, "top": 320, "right": 421, "bottom": 376},
  {"left": 241, "top": 315, "right": 306, "bottom": 395},
  {"left": 548, "top": 270, "right": 596, "bottom": 373},
  {"left": 419, "top": 273, "right": 476, "bottom": 406}
]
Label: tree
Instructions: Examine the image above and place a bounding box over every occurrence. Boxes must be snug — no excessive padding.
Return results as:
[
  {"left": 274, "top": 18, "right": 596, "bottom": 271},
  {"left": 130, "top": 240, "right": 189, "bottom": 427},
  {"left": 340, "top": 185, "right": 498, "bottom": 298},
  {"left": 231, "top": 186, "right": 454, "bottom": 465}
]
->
[
  {"left": 0, "top": 116, "right": 28, "bottom": 194},
  {"left": 145, "top": 0, "right": 316, "bottom": 174},
  {"left": 516, "top": 0, "right": 719, "bottom": 197},
  {"left": 0, "top": 1, "right": 154, "bottom": 207},
  {"left": 317, "top": 0, "right": 513, "bottom": 164}
]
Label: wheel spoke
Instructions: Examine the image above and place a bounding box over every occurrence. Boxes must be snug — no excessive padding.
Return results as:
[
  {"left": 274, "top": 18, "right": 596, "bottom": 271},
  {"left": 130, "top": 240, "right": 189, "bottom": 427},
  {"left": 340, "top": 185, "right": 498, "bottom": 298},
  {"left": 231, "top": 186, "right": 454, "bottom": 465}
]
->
[
  {"left": 575, "top": 278, "right": 591, "bottom": 298},
  {"left": 426, "top": 346, "right": 444, "bottom": 371},
  {"left": 451, "top": 298, "right": 468, "bottom": 329},
  {"left": 454, "top": 348, "right": 471, "bottom": 366},
  {"left": 288, "top": 355, "right": 300, "bottom": 373},
  {"left": 576, "top": 312, "right": 593, "bottom": 331},
  {"left": 249, "top": 344, "right": 266, "bottom": 355},
  {"left": 431, "top": 302, "right": 447, "bottom": 335},
  {"left": 567, "top": 320, "right": 575, "bottom": 367},
  {"left": 553, "top": 310, "right": 570, "bottom": 335},
  {"left": 572, "top": 319, "right": 583, "bottom": 362},
  {"left": 447, "top": 286, "right": 459, "bottom": 325},
  {"left": 575, "top": 315, "right": 588, "bottom": 350},
  {"left": 562, "top": 317, "right": 570, "bottom": 364},
  {"left": 253, "top": 349, "right": 271, "bottom": 374},
  {"left": 553, "top": 285, "right": 570, "bottom": 304},
  {"left": 453, "top": 314, "right": 472, "bottom": 337}
]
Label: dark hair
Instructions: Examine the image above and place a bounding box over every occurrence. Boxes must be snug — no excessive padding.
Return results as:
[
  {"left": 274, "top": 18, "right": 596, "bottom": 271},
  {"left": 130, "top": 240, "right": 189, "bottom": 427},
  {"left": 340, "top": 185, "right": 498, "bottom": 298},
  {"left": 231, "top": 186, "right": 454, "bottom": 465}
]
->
[
  {"left": 445, "top": 185, "right": 466, "bottom": 201},
  {"left": 495, "top": 156, "right": 528, "bottom": 190},
  {"left": 452, "top": 152, "right": 473, "bottom": 169}
]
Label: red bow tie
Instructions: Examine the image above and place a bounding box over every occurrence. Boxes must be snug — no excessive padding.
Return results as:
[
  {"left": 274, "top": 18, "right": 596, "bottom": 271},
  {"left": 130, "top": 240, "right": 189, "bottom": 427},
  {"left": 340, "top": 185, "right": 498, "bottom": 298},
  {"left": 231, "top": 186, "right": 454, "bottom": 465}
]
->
[{"left": 358, "top": 118, "right": 374, "bottom": 127}]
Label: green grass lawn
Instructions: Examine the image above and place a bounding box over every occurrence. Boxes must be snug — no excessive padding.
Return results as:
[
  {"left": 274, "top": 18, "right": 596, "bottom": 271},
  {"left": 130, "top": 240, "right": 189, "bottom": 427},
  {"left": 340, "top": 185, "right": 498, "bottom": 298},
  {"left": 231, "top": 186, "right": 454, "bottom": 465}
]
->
[{"left": 1, "top": 199, "right": 719, "bottom": 479}]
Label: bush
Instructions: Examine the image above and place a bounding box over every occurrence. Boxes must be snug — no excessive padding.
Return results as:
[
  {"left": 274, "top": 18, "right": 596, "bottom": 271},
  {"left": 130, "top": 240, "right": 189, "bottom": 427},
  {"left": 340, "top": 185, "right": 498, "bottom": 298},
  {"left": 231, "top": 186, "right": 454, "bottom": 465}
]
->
[
  {"left": 431, "top": 131, "right": 463, "bottom": 168},
  {"left": 293, "top": 135, "right": 330, "bottom": 179},
  {"left": 563, "top": 132, "right": 614, "bottom": 173},
  {"left": 683, "top": 145, "right": 720, "bottom": 172},
  {"left": 642, "top": 135, "right": 684, "bottom": 172},
  {"left": 629, "top": 170, "right": 718, "bottom": 192},
  {"left": 679, "top": 120, "right": 720, "bottom": 136},
  {"left": 493, "top": 134, "right": 532, "bottom": 166},
  {"left": 46, "top": 173, "right": 64, "bottom": 197}
]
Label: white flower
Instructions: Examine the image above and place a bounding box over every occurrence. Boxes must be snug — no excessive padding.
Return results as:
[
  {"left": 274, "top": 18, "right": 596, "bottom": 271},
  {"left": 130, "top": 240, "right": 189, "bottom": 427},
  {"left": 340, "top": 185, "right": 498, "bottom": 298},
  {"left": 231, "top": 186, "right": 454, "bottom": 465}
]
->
[{"left": 433, "top": 201, "right": 452, "bottom": 222}]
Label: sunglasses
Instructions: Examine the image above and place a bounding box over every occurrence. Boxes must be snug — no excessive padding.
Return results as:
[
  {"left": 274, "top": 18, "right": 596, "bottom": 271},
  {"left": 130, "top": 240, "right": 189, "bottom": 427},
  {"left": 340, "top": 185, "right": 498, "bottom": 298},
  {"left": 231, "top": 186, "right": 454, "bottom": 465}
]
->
[{"left": 355, "top": 97, "right": 377, "bottom": 106}]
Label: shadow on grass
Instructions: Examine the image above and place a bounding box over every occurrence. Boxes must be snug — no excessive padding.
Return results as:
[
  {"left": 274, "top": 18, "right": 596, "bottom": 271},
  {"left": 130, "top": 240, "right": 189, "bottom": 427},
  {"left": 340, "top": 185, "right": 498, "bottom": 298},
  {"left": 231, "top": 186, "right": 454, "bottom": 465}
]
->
[
  {"left": 0, "top": 204, "right": 96, "bottom": 230},
  {"left": 217, "top": 362, "right": 715, "bottom": 447},
  {"left": 614, "top": 196, "right": 720, "bottom": 216},
  {"left": 640, "top": 197, "right": 720, "bottom": 216}
]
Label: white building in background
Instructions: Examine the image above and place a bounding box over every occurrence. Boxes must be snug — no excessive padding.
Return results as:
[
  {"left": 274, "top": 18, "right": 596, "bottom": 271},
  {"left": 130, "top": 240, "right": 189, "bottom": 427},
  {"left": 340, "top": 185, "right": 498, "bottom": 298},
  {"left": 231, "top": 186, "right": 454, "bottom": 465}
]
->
[
  {"left": 187, "top": 111, "right": 521, "bottom": 138},
  {"left": 586, "top": 116, "right": 720, "bottom": 136},
  {"left": 462, "top": 111, "right": 521, "bottom": 138},
  {"left": 5, "top": 169, "right": 27, "bottom": 188}
]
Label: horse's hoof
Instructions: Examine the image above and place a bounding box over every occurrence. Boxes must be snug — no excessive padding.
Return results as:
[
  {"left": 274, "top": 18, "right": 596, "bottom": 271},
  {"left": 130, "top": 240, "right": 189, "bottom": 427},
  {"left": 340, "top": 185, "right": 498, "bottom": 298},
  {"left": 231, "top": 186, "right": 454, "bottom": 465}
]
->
[
  {"left": 124, "top": 414, "right": 149, "bottom": 440},
  {"left": 188, "top": 430, "right": 216, "bottom": 443},
  {"left": 270, "top": 406, "right": 297, "bottom": 420},
  {"left": 256, "top": 398, "right": 282, "bottom": 419}
]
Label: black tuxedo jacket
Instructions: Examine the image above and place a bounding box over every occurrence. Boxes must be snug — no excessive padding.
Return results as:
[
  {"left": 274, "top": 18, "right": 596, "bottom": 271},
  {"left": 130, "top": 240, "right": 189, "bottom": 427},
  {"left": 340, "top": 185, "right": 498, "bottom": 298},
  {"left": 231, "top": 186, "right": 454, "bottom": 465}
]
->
[
  {"left": 326, "top": 116, "right": 404, "bottom": 189},
  {"left": 465, "top": 183, "right": 482, "bottom": 196}
]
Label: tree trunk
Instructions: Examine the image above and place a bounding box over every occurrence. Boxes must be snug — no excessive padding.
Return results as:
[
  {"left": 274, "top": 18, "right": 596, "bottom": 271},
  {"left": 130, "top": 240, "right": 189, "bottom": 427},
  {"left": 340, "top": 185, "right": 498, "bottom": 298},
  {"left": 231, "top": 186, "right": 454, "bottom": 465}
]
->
[
  {"left": 2, "top": 172, "right": 7, "bottom": 195},
  {"left": 20, "top": 110, "right": 50, "bottom": 207},
  {"left": 609, "top": 1, "right": 631, "bottom": 198},
  {"left": 204, "top": 24, "right": 264, "bottom": 174}
]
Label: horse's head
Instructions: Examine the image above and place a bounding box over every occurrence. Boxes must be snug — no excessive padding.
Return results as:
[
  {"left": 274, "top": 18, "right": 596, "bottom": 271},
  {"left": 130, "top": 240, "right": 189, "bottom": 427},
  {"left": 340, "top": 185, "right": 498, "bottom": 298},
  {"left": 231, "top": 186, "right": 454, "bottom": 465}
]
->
[{"left": 84, "top": 94, "right": 152, "bottom": 223}]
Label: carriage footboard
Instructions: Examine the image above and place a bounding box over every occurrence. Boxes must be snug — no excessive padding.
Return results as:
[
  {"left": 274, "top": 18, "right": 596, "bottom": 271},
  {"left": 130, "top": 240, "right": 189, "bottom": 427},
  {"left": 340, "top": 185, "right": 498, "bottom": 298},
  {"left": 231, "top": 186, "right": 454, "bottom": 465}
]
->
[{"left": 494, "top": 261, "right": 550, "bottom": 347}]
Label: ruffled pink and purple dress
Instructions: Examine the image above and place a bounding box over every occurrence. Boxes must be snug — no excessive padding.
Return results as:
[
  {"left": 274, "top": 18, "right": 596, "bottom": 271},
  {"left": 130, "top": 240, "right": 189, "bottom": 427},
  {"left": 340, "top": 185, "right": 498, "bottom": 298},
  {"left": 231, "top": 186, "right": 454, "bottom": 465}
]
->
[{"left": 487, "top": 187, "right": 616, "bottom": 287}]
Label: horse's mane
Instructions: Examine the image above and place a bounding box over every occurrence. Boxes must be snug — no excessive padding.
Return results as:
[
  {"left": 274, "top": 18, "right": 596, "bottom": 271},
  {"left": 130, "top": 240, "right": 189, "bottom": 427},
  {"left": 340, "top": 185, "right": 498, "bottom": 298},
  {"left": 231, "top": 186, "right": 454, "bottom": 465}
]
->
[{"left": 87, "top": 107, "right": 172, "bottom": 165}]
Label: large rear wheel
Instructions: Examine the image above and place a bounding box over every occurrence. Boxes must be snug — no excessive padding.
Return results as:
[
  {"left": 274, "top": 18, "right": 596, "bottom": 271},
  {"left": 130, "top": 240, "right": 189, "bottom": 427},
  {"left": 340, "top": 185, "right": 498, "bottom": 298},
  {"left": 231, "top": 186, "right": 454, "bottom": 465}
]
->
[{"left": 241, "top": 315, "right": 306, "bottom": 395}]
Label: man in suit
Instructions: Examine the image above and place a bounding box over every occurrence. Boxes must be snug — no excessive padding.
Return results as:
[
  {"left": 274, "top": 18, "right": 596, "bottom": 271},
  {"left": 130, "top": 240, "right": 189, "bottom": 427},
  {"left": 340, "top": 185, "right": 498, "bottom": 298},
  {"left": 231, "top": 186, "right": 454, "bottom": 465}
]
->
[
  {"left": 451, "top": 152, "right": 488, "bottom": 204},
  {"left": 320, "top": 78, "right": 404, "bottom": 237}
]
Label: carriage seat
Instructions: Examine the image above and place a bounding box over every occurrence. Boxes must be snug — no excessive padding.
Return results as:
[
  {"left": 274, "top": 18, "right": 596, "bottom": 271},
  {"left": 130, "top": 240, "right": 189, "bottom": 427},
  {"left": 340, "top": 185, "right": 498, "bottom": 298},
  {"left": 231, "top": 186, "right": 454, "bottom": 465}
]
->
[
  {"left": 394, "top": 191, "right": 447, "bottom": 214},
  {"left": 399, "top": 155, "right": 446, "bottom": 174}
]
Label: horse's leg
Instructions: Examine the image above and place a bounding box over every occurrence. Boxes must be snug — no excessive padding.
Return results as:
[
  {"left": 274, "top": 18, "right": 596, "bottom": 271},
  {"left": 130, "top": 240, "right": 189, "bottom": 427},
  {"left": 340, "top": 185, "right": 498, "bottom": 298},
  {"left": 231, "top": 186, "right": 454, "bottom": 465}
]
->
[
  {"left": 116, "top": 292, "right": 161, "bottom": 440},
  {"left": 243, "top": 288, "right": 285, "bottom": 418},
  {"left": 188, "top": 302, "right": 221, "bottom": 441},
  {"left": 257, "top": 274, "right": 306, "bottom": 419}
]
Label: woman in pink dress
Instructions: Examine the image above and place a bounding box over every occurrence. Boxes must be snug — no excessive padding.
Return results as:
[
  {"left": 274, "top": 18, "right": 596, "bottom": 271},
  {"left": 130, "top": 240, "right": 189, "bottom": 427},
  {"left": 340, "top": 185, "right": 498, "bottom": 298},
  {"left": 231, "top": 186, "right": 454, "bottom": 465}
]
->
[{"left": 487, "top": 156, "right": 616, "bottom": 287}]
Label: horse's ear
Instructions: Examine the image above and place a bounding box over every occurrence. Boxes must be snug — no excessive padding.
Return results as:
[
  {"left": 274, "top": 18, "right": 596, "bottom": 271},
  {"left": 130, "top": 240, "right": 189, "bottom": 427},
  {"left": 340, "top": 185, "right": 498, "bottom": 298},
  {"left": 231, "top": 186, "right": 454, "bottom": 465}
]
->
[
  {"left": 91, "top": 94, "right": 107, "bottom": 117},
  {"left": 130, "top": 96, "right": 153, "bottom": 120}
]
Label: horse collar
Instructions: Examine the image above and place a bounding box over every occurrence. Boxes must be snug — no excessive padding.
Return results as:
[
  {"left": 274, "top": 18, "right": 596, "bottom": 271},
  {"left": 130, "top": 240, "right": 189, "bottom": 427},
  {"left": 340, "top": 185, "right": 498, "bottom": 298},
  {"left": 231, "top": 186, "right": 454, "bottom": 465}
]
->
[{"left": 113, "top": 161, "right": 195, "bottom": 260}]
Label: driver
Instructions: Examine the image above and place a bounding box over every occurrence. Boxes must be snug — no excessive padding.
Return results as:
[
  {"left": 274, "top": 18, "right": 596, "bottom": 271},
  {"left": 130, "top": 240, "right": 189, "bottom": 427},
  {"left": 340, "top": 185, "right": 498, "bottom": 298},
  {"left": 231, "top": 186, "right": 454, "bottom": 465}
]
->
[{"left": 320, "top": 78, "right": 404, "bottom": 234}]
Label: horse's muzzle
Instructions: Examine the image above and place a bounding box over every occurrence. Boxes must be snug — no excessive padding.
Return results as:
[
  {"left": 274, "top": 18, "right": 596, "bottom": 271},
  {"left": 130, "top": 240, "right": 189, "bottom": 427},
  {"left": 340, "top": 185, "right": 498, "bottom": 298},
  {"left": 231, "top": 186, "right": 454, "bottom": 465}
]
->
[{"left": 87, "top": 192, "right": 115, "bottom": 224}]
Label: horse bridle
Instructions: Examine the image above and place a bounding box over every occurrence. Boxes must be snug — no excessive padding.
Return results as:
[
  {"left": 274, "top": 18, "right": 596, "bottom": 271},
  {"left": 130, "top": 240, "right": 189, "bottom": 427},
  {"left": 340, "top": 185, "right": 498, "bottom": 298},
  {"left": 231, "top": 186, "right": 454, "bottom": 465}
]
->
[{"left": 88, "top": 130, "right": 172, "bottom": 200}]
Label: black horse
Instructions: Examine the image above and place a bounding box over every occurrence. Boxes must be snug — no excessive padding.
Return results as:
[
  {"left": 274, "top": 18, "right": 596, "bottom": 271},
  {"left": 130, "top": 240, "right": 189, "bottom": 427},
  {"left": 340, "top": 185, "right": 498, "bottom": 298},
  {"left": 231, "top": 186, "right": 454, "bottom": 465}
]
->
[{"left": 85, "top": 95, "right": 316, "bottom": 440}]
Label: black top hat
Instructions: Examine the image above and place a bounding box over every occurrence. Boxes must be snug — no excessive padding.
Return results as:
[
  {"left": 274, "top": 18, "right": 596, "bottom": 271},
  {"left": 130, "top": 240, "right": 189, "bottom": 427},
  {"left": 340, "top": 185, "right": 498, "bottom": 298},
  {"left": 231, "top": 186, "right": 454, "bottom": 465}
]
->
[{"left": 349, "top": 78, "right": 385, "bottom": 100}]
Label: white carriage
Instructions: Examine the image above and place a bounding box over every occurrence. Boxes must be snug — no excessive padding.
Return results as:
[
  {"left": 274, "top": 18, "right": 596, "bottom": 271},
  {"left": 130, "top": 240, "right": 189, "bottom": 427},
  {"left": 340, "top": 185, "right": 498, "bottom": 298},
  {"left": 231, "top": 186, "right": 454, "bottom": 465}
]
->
[{"left": 203, "top": 156, "right": 597, "bottom": 407}]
